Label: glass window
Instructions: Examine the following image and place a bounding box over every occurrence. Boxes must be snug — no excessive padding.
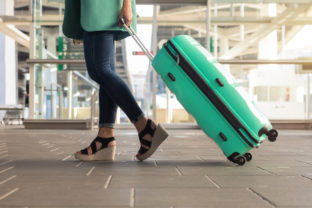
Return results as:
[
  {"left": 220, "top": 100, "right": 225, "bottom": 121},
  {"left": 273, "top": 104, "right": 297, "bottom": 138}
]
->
[
  {"left": 269, "top": 86, "right": 289, "bottom": 102},
  {"left": 254, "top": 86, "right": 268, "bottom": 102}
]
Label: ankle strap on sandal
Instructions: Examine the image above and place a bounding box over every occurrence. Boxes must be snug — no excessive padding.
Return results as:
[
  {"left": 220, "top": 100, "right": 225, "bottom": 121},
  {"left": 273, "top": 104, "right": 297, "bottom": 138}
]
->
[
  {"left": 94, "top": 136, "right": 115, "bottom": 146},
  {"left": 89, "top": 136, "right": 115, "bottom": 154},
  {"left": 139, "top": 119, "right": 155, "bottom": 139}
]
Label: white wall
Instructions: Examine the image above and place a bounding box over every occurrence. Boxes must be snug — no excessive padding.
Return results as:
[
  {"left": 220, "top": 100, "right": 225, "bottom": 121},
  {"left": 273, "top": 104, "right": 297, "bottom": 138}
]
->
[{"left": 249, "top": 68, "right": 306, "bottom": 119}]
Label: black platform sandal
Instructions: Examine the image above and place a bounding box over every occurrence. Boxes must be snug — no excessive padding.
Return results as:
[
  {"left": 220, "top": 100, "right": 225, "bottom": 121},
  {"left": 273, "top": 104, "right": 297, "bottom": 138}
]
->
[
  {"left": 74, "top": 137, "right": 116, "bottom": 161},
  {"left": 136, "top": 119, "right": 169, "bottom": 161}
]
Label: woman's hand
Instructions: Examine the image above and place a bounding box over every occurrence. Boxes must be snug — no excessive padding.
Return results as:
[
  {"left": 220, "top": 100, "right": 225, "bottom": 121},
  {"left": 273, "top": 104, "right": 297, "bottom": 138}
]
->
[{"left": 118, "top": 0, "right": 132, "bottom": 27}]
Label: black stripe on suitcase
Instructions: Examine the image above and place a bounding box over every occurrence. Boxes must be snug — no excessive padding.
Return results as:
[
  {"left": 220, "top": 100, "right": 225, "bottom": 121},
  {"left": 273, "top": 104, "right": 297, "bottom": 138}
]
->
[{"left": 164, "top": 40, "right": 259, "bottom": 148}]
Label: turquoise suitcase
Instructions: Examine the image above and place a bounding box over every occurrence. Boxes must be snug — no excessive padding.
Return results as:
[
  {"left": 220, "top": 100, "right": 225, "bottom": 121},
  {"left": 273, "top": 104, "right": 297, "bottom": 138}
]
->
[{"left": 121, "top": 20, "right": 278, "bottom": 165}]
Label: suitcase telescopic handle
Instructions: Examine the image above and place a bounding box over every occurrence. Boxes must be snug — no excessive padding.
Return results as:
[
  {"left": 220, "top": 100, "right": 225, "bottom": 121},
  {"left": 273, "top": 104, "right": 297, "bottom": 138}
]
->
[{"left": 120, "top": 18, "right": 154, "bottom": 62}]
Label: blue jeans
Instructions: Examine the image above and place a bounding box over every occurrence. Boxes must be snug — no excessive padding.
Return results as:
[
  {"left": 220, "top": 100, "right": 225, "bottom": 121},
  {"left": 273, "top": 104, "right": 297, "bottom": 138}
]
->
[{"left": 83, "top": 30, "right": 144, "bottom": 128}]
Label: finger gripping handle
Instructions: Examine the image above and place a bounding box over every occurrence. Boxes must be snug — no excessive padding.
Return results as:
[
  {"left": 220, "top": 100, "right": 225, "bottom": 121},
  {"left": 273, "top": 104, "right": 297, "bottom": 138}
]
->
[{"left": 120, "top": 18, "right": 127, "bottom": 26}]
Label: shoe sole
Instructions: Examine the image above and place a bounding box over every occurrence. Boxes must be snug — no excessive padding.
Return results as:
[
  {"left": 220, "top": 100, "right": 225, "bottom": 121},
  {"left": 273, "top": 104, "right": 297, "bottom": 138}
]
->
[
  {"left": 136, "top": 124, "right": 169, "bottom": 161},
  {"left": 74, "top": 146, "right": 116, "bottom": 161}
]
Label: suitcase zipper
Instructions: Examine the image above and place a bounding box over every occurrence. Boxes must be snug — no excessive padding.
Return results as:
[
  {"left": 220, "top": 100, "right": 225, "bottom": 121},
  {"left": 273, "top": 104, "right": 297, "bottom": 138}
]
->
[{"left": 164, "top": 41, "right": 259, "bottom": 148}]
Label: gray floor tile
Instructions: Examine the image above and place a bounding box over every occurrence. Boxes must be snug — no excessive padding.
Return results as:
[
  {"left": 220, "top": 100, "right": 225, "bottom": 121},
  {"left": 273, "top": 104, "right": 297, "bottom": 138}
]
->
[
  {"left": 257, "top": 166, "right": 312, "bottom": 176},
  {"left": 109, "top": 175, "right": 216, "bottom": 188},
  {"left": 209, "top": 175, "right": 312, "bottom": 188},
  {"left": 91, "top": 161, "right": 179, "bottom": 176},
  {"left": 251, "top": 187, "right": 312, "bottom": 207},
  {"left": 1, "top": 187, "right": 131, "bottom": 207},
  {"left": 177, "top": 166, "right": 272, "bottom": 176},
  {"left": 135, "top": 188, "right": 272, "bottom": 207},
  {"left": 1, "top": 127, "right": 312, "bottom": 207}
]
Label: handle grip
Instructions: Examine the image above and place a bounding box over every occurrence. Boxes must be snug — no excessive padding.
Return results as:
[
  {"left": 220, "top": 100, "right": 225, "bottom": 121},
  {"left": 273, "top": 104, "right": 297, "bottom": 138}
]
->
[
  {"left": 119, "top": 18, "right": 154, "bottom": 62},
  {"left": 119, "top": 18, "right": 127, "bottom": 26}
]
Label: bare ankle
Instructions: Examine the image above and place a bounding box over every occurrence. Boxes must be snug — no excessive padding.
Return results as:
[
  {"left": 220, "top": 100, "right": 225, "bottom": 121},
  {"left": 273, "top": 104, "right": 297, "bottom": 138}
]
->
[
  {"left": 134, "top": 116, "right": 148, "bottom": 132},
  {"left": 108, "top": 140, "right": 116, "bottom": 147},
  {"left": 98, "top": 127, "right": 114, "bottom": 138}
]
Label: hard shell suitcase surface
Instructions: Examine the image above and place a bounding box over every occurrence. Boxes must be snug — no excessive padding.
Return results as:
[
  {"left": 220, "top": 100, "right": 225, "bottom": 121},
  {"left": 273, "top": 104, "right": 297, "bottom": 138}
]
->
[
  {"left": 152, "top": 35, "right": 278, "bottom": 165},
  {"left": 121, "top": 19, "right": 278, "bottom": 165}
]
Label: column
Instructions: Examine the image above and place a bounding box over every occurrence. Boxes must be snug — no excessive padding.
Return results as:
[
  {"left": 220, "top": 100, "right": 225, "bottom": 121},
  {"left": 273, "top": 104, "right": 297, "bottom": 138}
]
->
[
  {"left": 46, "top": 29, "right": 58, "bottom": 118},
  {"left": 258, "top": 4, "right": 277, "bottom": 62},
  {"left": 258, "top": 2, "right": 278, "bottom": 88},
  {"left": 220, "top": 38, "right": 229, "bottom": 57},
  {"left": 151, "top": 5, "right": 158, "bottom": 121},
  {"left": 213, "top": 3, "right": 218, "bottom": 58},
  {"left": 206, "top": 0, "right": 211, "bottom": 50},
  {"left": 0, "top": 0, "right": 16, "bottom": 105},
  {"left": 240, "top": 4, "right": 245, "bottom": 41}
]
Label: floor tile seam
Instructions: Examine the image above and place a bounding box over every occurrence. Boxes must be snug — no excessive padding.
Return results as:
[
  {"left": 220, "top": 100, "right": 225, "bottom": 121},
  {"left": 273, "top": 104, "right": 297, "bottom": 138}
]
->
[
  {"left": 204, "top": 175, "right": 221, "bottom": 188},
  {"left": 246, "top": 187, "right": 277, "bottom": 208},
  {"left": 0, "top": 166, "right": 14, "bottom": 174},
  {"left": 0, "top": 187, "right": 19, "bottom": 201},
  {"left": 175, "top": 167, "right": 183, "bottom": 176},
  {"left": 257, "top": 166, "right": 277, "bottom": 175},
  {"left": 56, "top": 151, "right": 65, "bottom": 155},
  {"left": 86, "top": 166, "right": 95, "bottom": 176},
  {"left": 296, "top": 160, "right": 312, "bottom": 166},
  {"left": 301, "top": 175, "right": 312, "bottom": 181},
  {"left": 104, "top": 175, "right": 113, "bottom": 189},
  {"left": 38, "top": 139, "right": 74, "bottom": 157},
  {"left": 0, "top": 160, "right": 13, "bottom": 167},
  {"left": 130, "top": 187, "right": 135, "bottom": 208},
  {"left": 62, "top": 155, "right": 72, "bottom": 161},
  {"left": 75, "top": 161, "right": 83, "bottom": 168},
  {"left": 0, "top": 175, "right": 17, "bottom": 185},
  {"left": 50, "top": 148, "right": 60, "bottom": 152}
]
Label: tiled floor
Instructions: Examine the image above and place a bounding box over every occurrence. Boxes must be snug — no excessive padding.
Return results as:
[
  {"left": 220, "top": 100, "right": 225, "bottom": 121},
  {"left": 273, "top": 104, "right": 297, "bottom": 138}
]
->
[{"left": 0, "top": 125, "right": 311, "bottom": 207}]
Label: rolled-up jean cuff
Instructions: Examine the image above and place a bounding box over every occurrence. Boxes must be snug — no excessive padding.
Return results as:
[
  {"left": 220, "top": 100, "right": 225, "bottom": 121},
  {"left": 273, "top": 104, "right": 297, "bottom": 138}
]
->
[
  {"left": 98, "top": 123, "right": 115, "bottom": 129},
  {"left": 131, "top": 113, "right": 145, "bottom": 123}
]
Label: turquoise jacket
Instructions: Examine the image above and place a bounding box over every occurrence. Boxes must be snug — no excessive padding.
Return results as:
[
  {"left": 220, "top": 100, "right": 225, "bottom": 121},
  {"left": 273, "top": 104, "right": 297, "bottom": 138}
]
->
[{"left": 62, "top": 0, "right": 136, "bottom": 41}]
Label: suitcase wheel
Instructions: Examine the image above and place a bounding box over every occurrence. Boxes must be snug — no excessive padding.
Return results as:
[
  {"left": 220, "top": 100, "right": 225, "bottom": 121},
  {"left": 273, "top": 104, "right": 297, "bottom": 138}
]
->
[
  {"left": 267, "top": 129, "right": 278, "bottom": 142},
  {"left": 235, "top": 156, "right": 246, "bottom": 166},
  {"left": 243, "top": 153, "right": 252, "bottom": 162}
]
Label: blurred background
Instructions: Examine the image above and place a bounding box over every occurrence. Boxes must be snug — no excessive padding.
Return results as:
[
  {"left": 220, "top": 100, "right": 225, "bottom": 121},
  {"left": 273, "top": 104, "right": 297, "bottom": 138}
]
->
[{"left": 1, "top": 0, "right": 312, "bottom": 129}]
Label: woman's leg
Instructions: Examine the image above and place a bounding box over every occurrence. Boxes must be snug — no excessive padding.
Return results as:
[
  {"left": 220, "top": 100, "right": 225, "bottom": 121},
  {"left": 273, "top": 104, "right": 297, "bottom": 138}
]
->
[
  {"left": 76, "top": 31, "right": 119, "bottom": 155},
  {"left": 96, "top": 52, "right": 117, "bottom": 140},
  {"left": 79, "top": 30, "right": 166, "bottom": 159},
  {"left": 96, "top": 49, "right": 118, "bottom": 140},
  {"left": 97, "top": 86, "right": 116, "bottom": 138},
  {"left": 83, "top": 30, "right": 144, "bottom": 123},
  {"left": 80, "top": 30, "right": 145, "bottom": 154},
  {"left": 98, "top": 45, "right": 117, "bottom": 130}
]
